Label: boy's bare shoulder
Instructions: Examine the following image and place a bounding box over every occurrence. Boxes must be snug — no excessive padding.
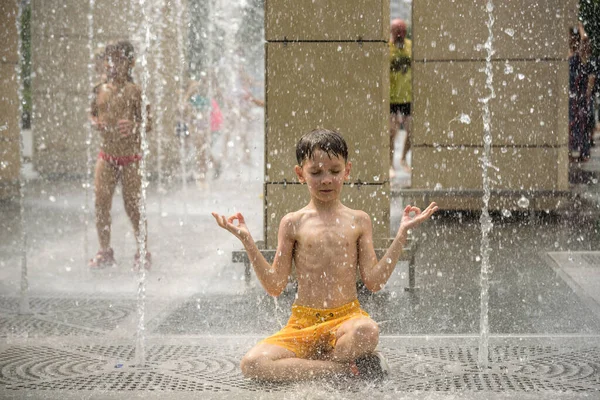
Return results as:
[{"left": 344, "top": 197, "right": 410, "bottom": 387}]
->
[
  {"left": 343, "top": 205, "right": 370, "bottom": 221},
  {"left": 281, "top": 207, "right": 313, "bottom": 225},
  {"left": 124, "top": 82, "right": 142, "bottom": 98}
]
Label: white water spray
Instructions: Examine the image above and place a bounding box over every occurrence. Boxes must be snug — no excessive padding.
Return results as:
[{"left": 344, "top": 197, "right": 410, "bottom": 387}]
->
[
  {"left": 478, "top": 0, "right": 496, "bottom": 369},
  {"left": 174, "top": 0, "right": 189, "bottom": 223},
  {"left": 151, "top": 1, "right": 166, "bottom": 233},
  {"left": 134, "top": 0, "right": 152, "bottom": 367},
  {"left": 84, "top": 0, "right": 96, "bottom": 273},
  {"left": 15, "top": 0, "right": 29, "bottom": 315}
]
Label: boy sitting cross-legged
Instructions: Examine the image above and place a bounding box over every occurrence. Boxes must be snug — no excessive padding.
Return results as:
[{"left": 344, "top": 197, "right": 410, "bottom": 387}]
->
[{"left": 212, "top": 128, "right": 437, "bottom": 382}]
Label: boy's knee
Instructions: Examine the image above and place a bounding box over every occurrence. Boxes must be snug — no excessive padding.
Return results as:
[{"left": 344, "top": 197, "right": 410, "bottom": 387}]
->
[
  {"left": 353, "top": 319, "right": 379, "bottom": 342},
  {"left": 240, "top": 353, "right": 265, "bottom": 378}
]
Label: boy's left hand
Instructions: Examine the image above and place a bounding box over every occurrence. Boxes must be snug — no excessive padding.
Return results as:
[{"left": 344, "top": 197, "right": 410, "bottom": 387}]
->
[{"left": 399, "top": 202, "right": 438, "bottom": 232}]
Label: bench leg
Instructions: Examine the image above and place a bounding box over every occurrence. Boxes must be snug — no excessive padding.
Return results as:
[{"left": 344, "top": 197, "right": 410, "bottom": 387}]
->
[
  {"left": 406, "top": 253, "right": 416, "bottom": 291},
  {"left": 244, "top": 261, "right": 251, "bottom": 285}
]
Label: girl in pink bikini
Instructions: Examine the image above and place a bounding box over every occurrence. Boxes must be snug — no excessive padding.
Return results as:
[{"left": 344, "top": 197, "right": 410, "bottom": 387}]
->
[{"left": 89, "top": 40, "right": 151, "bottom": 269}]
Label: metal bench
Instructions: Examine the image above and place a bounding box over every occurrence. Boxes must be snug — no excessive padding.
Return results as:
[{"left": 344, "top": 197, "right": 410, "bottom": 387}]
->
[{"left": 232, "top": 238, "right": 419, "bottom": 291}]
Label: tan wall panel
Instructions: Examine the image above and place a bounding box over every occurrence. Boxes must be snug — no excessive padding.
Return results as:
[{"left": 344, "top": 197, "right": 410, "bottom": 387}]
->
[
  {"left": 0, "top": 63, "right": 20, "bottom": 140},
  {"left": 0, "top": 1, "right": 19, "bottom": 64},
  {"left": 412, "top": 61, "right": 484, "bottom": 146},
  {"left": 413, "top": 0, "right": 578, "bottom": 61},
  {"left": 265, "top": 182, "right": 390, "bottom": 248},
  {"left": 412, "top": 146, "right": 567, "bottom": 191},
  {"left": 413, "top": 60, "right": 568, "bottom": 146},
  {"left": 31, "top": 0, "right": 89, "bottom": 38},
  {"left": 265, "top": 0, "right": 388, "bottom": 41},
  {"left": 266, "top": 42, "right": 389, "bottom": 183},
  {"left": 0, "top": 138, "right": 21, "bottom": 182},
  {"left": 412, "top": 146, "right": 482, "bottom": 190}
]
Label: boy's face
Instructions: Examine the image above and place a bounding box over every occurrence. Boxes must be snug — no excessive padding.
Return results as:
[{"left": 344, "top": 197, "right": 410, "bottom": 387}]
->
[
  {"left": 106, "top": 50, "right": 131, "bottom": 80},
  {"left": 295, "top": 148, "right": 351, "bottom": 203}
]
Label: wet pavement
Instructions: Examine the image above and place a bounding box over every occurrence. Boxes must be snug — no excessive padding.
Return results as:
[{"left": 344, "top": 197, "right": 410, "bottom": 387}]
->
[{"left": 1, "top": 140, "right": 600, "bottom": 398}]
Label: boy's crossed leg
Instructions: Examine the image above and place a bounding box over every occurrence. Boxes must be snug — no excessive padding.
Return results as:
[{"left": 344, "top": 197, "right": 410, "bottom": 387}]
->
[{"left": 240, "top": 316, "right": 379, "bottom": 382}]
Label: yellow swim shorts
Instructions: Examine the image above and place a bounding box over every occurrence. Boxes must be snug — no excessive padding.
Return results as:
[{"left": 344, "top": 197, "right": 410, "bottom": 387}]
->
[{"left": 260, "top": 299, "right": 370, "bottom": 359}]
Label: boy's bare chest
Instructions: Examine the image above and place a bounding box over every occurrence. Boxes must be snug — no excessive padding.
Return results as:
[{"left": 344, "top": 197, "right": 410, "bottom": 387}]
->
[
  {"left": 297, "top": 220, "right": 359, "bottom": 253},
  {"left": 97, "top": 85, "right": 136, "bottom": 118}
]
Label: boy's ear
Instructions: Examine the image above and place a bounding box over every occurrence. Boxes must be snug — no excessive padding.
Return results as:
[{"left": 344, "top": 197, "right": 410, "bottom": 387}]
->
[
  {"left": 294, "top": 165, "right": 306, "bottom": 183},
  {"left": 344, "top": 161, "right": 352, "bottom": 180}
]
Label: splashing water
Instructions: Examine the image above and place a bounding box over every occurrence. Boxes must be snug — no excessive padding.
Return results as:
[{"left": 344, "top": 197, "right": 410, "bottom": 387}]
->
[
  {"left": 273, "top": 296, "right": 283, "bottom": 329},
  {"left": 152, "top": 1, "right": 166, "bottom": 226},
  {"left": 15, "top": 0, "right": 29, "bottom": 315},
  {"left": 478, "top": 0, "right": 496, "bottom": 370},
  {"left": 134, "top": 0, "right": 152, "bottom": 367},
  {"left": 517, "top": 196, "right": 530, "bottom": 209},
  {"left": 175, "top": 0, "right": 189, "bottom": 224},
  {"left": 84, "top": 0, "right": 95, "bottom": 276}
]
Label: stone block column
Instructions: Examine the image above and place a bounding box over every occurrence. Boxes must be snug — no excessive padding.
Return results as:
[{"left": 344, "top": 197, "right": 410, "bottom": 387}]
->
[
  {"left": 411, "top": 0, "right": 578, "bottom": 210},
  {"left": 264, "top": 0, "right": 390, "bottom": 247},
  {"left": 0, "top": 0, "right": 20, "bottom": 200}
]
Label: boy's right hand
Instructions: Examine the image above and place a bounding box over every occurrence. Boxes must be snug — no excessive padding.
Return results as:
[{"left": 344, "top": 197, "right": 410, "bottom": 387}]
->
[
  {"left": 211, "top": 212, "right": 251, "bottom": 242},
  {"left": 91, "top": 118, "right": 106, "bottom": 132}
]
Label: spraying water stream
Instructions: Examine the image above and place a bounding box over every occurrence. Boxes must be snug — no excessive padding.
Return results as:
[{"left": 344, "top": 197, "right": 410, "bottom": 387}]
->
[
  {"left": 15, "top": 0, "right": 29, "bottom": 315},
  {"left": 84, "top": 0, "right": 96, "bottom": 276},
  {"left": 174, "top": 0, "right": 189, "bottom": 224},
  {"left": 478, "top": 0, "right": 496, "bottom": 369},
  {"left": 134, "top": 0, "right": 152, "bottom": 367}
]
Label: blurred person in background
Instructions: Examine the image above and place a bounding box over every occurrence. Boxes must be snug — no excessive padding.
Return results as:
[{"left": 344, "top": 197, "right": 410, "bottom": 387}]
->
[{"left": 389, "top": 18, "right": 412, "bottom": 178}]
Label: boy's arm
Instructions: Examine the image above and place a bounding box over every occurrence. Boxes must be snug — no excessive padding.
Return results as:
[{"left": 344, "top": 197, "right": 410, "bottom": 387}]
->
[
  {"left": 358, "top": 203, "right": 438, "bottom": 292},
  {"left": 212, "top": 212, "right": 294, "bottom": 297}
]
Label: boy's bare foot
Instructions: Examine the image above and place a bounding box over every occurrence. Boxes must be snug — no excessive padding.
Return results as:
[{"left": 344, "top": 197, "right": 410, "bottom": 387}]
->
[
  {"left": 399, "top": 159, "right": 411, "bottom": 172},
  {"left": 133, "top": 251, "right": 152, "bottom": 271},
  {"left": 350, "top": 351, "right": 390, "bottom": 381},
  {"left": 89, "top": 248, "right": 116, "bottom": 269},
  {"left": 389, "top": 167, "right": 397, "bottom": 179}
]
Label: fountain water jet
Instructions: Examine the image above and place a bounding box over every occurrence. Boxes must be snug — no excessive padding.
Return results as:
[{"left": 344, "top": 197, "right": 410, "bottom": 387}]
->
[
  {"left": 14, "top": 0, "right": 29, "bottom": 315},
  {"left": 174, "top": 0, "right": 189, "bottom": 224},
  {"left": 478, "top": 0, "right": 496, "bottom": 369},
  {"left": 83, "top": 0, "right": 96, "bottom": 274},
  {"left": 134, "top": 0, "right": 153, "bottom": 367}
]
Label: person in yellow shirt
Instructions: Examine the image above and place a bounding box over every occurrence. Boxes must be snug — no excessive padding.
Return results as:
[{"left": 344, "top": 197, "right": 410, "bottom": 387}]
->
[{"left": 389, "top": 19, "right": 412, "bottom": 176}]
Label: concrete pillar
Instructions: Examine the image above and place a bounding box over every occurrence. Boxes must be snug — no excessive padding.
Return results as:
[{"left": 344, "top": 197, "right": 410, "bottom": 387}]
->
[
  {"left": 30, "top": 0, "right": 183, "bottom": 177},
  {"left": 264, "top": 0, "right": 390, "bottom": 247},
  {"left": 0, "top": 0, "right": 20, "bottom": 200},
  {"left": 411, "top": 0, "right": 578, "bottom": 210}
]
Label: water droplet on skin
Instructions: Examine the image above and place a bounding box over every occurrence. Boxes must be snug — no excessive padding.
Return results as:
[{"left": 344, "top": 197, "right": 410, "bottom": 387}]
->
[{"left": 517, "top": 196, "right": 530, "bottom": 209}]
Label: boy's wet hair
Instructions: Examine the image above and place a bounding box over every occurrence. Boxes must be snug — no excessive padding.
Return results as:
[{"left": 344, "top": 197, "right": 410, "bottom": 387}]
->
[
  {"left": 296, "top": 128, "right": 348, "bottom": 165},
  {"left": 105, "top": 40, "right": 135, "bottom": 82}
]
